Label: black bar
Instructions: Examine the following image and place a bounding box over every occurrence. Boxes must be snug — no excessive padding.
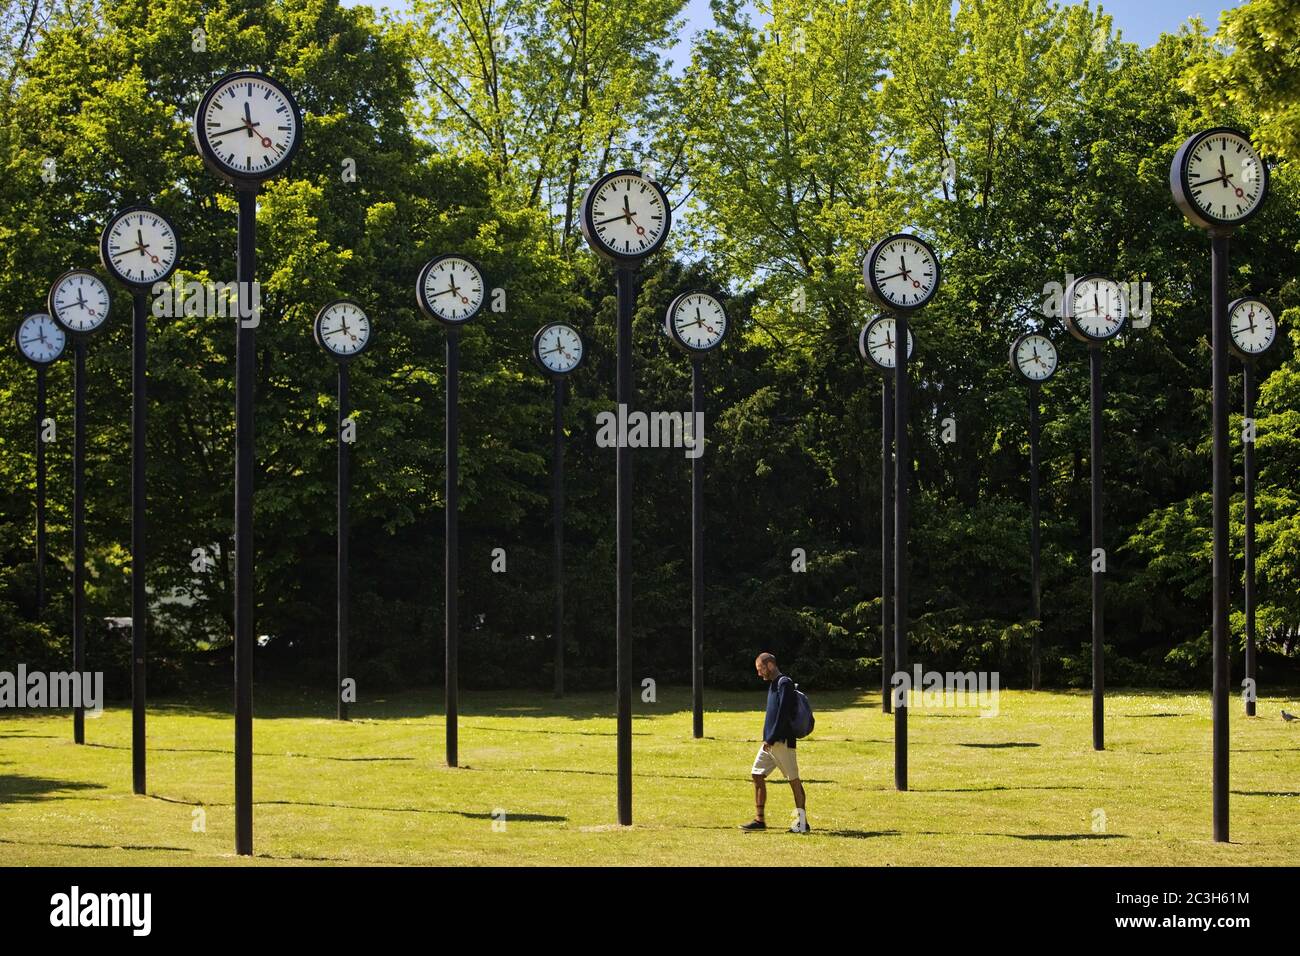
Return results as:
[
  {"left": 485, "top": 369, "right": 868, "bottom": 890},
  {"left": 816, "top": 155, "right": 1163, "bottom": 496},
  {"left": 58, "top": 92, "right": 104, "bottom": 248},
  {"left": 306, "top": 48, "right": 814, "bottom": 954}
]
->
[
  {"left": 692, "top": 359, "right": 704, "bottom": 739},
  {"left": 881, "top": 379, "right": 894, "bottom": 714},
  {"left": 1243, "top": 362, "right": 1256, "bottom": 718},
  {"left": 72, "top": 341, "right": 86, "bottom": 745},
  {"left": 1029, "top": 382, "right": 1042, "bottom": 691},
  {"left": 1089, "top": 345, "right": 1104, "bottom": 751},
  {"left": 1211, "top": 233, "right": 1230, "bottom": 841},
  {"left": 615, "top": 265, "right": 634, "bottom": 824},
  {"left": 553, "top": 376, "right": 565, "bottom": 698},
  {"left": 131, "top": 292, "right": 147, "bottom": 794},
  {"left": 338, "top": 363, "right": 350, "bottom": 721},
  {"left": 234, "top": 186, "right": 257, "bottom": 856},
  {"left": 893, "top": 313, "right": 908, "bottom": 791},
  {"left": 36, "top": 366, "right": 46, "bottom": 615},
  {"left": 446, "top": 329, "right": 459, "bottom": 767}
]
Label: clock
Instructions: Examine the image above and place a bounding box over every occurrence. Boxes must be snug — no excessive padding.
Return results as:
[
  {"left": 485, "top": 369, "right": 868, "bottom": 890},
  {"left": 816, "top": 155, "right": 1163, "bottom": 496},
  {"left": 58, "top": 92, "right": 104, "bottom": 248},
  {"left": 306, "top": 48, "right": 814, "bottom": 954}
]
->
[
  {"left": 579, "top": 169, "right": 672, "bottom": 263},
  {"left": 48, "top": 269, "right": 113, "bottom": 337},
  {"left": 1063, "top": 274, "right": 1127, "bottom": 344},
  {"left": 1010, "top": 332, "right": 1059, "bottom": 383},
  {"left": 15, "top": 312, "right": 66, "bottom": 366},
  {"left": 858, "top": 315, "right": 914, "bottom": 372},
  {"left": 416, "top": 254, "right": 487, "bottom": 325},
  {"left": 863, "top": 233, "right": 941, "bottom": 311},
  {"left": 100, "top": 205, "right": 180, "bottom": 288},
  {"left": 665, "top": 291, "right": 728, "bottom": 354},
  {"left": 532, "top": 322, "right": 585, "bottom": 376},
  {"left": 314, "top": 300, "right": 373, "bottom": 360},
  {"left": 1171, "top": 127, "right": 1269, "bottom": 232},
  {"left": 1227, "top": 297, "right": 1277, "bottom": 361},
  {"left": 193, "top": 71, "right": 303, "bottom": 186}
]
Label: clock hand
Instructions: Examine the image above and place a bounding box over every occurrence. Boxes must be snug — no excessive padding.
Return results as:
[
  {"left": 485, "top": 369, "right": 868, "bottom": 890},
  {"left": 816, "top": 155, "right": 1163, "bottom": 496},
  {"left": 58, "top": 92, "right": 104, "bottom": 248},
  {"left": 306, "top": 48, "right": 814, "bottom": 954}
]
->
[{"left": 877, "top": 271, "right": 905, "bottom": 282}]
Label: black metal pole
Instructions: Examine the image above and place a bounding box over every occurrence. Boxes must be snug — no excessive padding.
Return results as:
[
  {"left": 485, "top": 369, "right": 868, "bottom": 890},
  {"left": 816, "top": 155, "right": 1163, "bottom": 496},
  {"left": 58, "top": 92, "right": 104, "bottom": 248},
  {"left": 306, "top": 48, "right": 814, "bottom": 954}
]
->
[
  {"left": 615, "top": 265, "right": 634, "bottom": 824},
  {"left": 1029, "top": 382, "right": 1042, "bottom": 691},
  {"left": 553, "top": 376, "right": 565, "bottom": 698},
  {"left": 338, "top": 362, "right": 350, "bottom": 721},
  {"left": 1089, "top": 345, "right": 1104, "bottom": 751},
  {"left": 893, "top": 314, "right": 908, "bottom": 790},
  {"left": 881, "top": 379, "right": 894, "bottom": 714},
  {"left": 1211, "top": 233, "right": 1230, "bottom": 841},
  {"left": 1243, "top": 362, "right": 1256, "bottom": 718},
  {"left": 131, "top": 292, "right": 147, "bottom": 794},
  {"left": 692, "top": 358, "right": 705, "bottom": 738},
  {"left": 446, "top": 329, "right": 460, "bottom": 767},
  {"left": 234, "top": 185, "right": 257, "bottom": 856},
  {"left": 72, "top": 340, "right": 86, "bottom": 745},
  {"left": 36, "top": 366, "right": 46, "bottom": 616}
]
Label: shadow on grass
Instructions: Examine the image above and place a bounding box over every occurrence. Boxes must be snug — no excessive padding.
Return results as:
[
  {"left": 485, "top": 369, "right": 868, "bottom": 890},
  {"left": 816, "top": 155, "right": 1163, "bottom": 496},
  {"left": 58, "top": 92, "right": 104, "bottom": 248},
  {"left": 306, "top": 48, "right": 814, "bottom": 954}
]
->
[
  {"left": 957, "top": 742, "right": 1040, "bottom": 749},
  {"left": 910, "top": 784, "right": 1087, "bottom": 793},
  {"left": 1233, "top": 790, "right": 1299, "bottom": 797},
  {"left": 85, "top": 742, "right": 414, "bottom": 762},
  {"left": 0, "top": 773, "right": 105, "bottom": 804},
  {"left": 149, "top": 793, "right": 565, "bottom": 822},
  {"left": 990, "top": 833, "right": 1125, "bottom": 842},
  {"left": 0, "top": 836, "right": 193, "bottom": 853}
]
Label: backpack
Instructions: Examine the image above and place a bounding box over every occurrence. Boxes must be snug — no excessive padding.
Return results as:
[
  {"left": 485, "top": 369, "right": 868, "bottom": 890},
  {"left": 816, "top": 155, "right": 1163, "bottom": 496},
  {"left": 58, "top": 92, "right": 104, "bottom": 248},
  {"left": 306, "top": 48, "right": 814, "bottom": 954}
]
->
[{"left": 788, "top": 679, "right": 815, "bottom": 739}]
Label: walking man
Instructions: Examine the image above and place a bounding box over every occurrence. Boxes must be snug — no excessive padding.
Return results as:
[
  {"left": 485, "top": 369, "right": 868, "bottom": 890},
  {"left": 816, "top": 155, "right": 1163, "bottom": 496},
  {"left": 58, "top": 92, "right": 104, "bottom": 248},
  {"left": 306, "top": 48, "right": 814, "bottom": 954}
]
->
[{"left": 740, "top": 652, "right": 810, "bottom": 833}]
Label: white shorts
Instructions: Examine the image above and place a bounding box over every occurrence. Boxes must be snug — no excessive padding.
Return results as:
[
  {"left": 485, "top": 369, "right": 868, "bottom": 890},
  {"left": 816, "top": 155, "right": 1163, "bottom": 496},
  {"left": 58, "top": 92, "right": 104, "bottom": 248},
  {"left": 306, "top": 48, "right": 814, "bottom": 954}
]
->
[{"left": 751, "top": 741, "right": 799, "bottom": 780}]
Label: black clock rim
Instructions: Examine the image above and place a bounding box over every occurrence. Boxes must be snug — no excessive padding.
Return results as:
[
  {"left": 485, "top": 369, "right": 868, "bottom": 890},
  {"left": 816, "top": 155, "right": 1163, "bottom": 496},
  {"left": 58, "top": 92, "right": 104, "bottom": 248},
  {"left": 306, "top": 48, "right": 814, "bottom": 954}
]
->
[
  {"left": 1062, "top": 273, "right": 1127, "bottom": 345},
  {"left": 665, "top": 290, "right": 728, "bottom": 356},
  {"left": 314, "top": 298, "right": 374, "bottom": 362},
  {"left": 1170, "top": 127, "right": 1270, "bottom": 232},
  {"left": 862, "top": 232, "right": 941, "bottom": 313},
  {"left": 14, "top": 312, "right": 66, "bottom": 367},
  {"left": 579, "top": 168, "right": 673, "bottom": 264},
  {"left": 193, "top": 70, "right": 304, "bottom": 187},
  {"left": 1226, "top": 295, "right": 1277, "bottom": 362},
  {"left": 1009, "top": 331, "right": 1059, "bottom": 384},
  {"left": 99, "top": 203, "right": 182, "bottom": 290},
  {"left": 415, "top": 253, "right": 488, "bottom": 327},
  {"left": 532, "top": 321, "right": 586, "bottom": 377},
  {"left": 858, "top": 315, "right": 914, "bottom": 373},
  {"left": 47, "top": 268, "right": 113, "bottom": 339}
]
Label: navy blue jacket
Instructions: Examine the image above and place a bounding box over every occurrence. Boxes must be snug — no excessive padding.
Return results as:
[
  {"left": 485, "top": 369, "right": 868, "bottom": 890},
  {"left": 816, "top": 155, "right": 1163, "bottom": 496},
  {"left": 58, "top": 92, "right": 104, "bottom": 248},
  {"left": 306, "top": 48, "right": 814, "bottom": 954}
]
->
[{"left": 763, "top": 674, "right": 797, "bottom": 748}]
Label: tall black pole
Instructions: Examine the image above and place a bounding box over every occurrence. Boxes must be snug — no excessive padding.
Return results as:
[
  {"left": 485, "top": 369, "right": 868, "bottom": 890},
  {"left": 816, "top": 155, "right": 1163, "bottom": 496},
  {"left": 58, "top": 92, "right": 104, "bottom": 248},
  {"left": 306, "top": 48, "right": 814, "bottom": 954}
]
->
[
  {"left": 131, "top": 292, "right": 147, "bottom": 794},
  {"left": 1211, "top": 233, "right": 1230, "bottom": 841},
  {"left": 234, "top": 185, "right": 257, "bottom": 856},
  {"left": 72, "top": 340, "right": 86, "bottom": 745},
  {"left": 553, "top": 376, "right": 565, "bottom": 698},
  {"left": 36, "top": 366, "right": 47, "bottom": 616},
  {"left": 446, "top": 329, "right": 460, "bottom": 767},
  {"left": 1029, "top": 382, "right": 1042, "bottom": 691},
  {"left": 881, "top": 379, "right": 894, "bottom": 714},
  {"left": 1089, "top": 346, "right": 1104, "bottom": 751},
  {"left": 893, "top": 314, "right": 909, "bottom": 791},
  {"left": 1243, "top": 362, "right": 1256, "bottom": 718},
  {"left": 338, "top": 362, "right": 350, "bottom": 721},
  {"left": 615, "top": 265, "right": 634, "bottom": 824},
  {"left": 692, "top": 359, "right": 705, "bottom": 738}
]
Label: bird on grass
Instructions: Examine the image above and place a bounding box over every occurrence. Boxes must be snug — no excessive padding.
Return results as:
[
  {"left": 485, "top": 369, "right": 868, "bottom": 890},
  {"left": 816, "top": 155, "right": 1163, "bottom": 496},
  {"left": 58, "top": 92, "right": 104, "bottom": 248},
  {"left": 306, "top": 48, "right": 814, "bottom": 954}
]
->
[{"left": 1282, "top": 710, "right": 1298, "bottom": 723}]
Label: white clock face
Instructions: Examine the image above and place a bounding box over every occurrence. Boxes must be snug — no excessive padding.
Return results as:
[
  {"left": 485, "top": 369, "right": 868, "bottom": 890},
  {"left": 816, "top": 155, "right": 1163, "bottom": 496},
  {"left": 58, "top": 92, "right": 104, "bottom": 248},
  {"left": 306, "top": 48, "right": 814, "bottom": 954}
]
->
[
  {"left": 50, "top": 271, "right": 112, "bottom": 335},
  {"left": 1184, "top": 131, "right": 1266, "bottom": 224},
  {"left": 1068, "top": 276, "right": 1127, "bottom": 341},
  {"left": 103, "top": 209, "right": 178, "bottom": 286},
  {"left": 317, "top": 301, "right": 371, "bottom": 357},
  {"left": 1014, "top": 334, "right": 1058, "bottom": 382},
  {"left": 670, "top": 293, "right": 727, "bottom": 351},
  {"left": 536, "top": 324, "right": 583, "bottom": 374},
  {"left": 199, "top": 75, "right": 299, "bottom": 178},
  {"left": 1230, "top": 300, "right": 1276, "bottom": 356},
  {"left": 419, "top": 256, "right": 484, "bottom": 323},
  {"left": 867, "top": 236, "right": 939, "bottom": 309},
  {"left": 587, "top": 173, "right": 670, "bottom": 258},
  {"left": 859, "top": 317, "right": 914, "bottom": 369},
  {"left": 16, "top": 313, "right": 65, "bottom": 364}
]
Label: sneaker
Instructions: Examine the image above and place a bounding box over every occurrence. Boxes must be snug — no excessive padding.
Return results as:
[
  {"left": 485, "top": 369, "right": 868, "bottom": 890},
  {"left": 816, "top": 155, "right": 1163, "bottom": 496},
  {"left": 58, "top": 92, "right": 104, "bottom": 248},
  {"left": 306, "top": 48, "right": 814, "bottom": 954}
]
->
[
  {"left": 788, "top": 821, "right": 811, "bottom": 834},
  {"left": 739, "top": 819, "right": 767, "bottom": 831}
]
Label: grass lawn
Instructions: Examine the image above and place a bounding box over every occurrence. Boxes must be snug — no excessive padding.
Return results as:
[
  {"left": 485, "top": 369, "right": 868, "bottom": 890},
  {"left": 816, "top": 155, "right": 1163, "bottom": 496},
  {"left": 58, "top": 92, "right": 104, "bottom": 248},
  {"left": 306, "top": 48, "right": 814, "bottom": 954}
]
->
[{"left": 2, "top": 685, "right": 1298, "bottom": 866}]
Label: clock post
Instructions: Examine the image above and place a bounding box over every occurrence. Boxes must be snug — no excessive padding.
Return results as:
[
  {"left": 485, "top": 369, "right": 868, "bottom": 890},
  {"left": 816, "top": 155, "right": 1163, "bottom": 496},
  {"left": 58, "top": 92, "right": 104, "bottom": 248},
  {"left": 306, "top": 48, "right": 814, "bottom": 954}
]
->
[
  {"left": 1171, "top": 127, "right": 1269, "bottom": 843},
  {"left": 193, "top": 70, "right": 303, "bottom": 855}
]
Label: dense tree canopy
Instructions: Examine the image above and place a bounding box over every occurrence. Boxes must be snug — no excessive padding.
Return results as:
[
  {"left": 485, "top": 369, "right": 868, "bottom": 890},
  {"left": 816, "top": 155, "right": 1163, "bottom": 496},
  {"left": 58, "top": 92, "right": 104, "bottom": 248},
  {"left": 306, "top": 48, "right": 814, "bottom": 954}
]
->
[{"left": 1, "top": 0, "right": 1297, "bottom": 699}]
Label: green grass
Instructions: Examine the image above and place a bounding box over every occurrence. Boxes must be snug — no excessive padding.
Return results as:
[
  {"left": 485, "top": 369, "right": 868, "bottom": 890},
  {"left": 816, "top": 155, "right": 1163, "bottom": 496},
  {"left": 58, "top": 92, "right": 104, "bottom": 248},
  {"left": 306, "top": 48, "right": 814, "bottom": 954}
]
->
[{"left": 2, "top": 685, "right": 1298, "bottom": 865}]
